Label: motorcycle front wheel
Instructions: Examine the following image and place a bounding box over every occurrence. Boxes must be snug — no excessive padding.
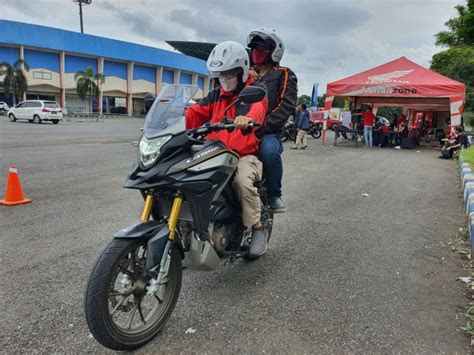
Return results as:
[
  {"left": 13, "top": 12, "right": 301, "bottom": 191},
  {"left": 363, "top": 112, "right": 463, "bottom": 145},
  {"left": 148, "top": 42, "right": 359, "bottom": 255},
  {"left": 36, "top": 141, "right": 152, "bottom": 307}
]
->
[{"left": 84, "top": 238, "right": 182, "bottom": 351}]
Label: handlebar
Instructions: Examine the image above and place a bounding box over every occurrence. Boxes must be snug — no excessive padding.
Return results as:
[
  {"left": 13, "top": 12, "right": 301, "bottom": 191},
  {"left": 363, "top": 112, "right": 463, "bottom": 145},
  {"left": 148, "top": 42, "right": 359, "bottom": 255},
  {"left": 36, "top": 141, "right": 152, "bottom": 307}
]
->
[{"left": 191, "top": 121, "right": 262, "bottom": 137}]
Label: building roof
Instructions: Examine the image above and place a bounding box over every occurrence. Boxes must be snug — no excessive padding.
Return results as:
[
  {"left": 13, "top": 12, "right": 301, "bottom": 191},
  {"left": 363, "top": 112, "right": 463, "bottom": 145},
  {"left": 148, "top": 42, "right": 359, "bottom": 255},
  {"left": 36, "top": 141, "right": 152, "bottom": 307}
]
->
[
  {"left": 166, "top": 41, "right": 216, "bottom": 61},
  {"left": 0, "top": 20, "right": 207, "bottom": 75}
]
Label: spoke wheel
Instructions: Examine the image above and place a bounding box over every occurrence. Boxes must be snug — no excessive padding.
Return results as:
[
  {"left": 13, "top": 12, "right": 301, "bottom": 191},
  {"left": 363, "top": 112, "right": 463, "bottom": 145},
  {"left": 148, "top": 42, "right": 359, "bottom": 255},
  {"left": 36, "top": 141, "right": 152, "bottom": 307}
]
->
[{"left": 84, "top": 239, "right": 182, "bottom": 350}]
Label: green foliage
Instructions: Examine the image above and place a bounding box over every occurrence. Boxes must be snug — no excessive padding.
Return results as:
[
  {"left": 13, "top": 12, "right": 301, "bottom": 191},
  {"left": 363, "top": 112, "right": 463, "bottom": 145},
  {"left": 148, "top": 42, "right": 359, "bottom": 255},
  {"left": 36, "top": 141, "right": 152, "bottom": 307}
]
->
[
  {"left": 460, "top": 146, "right": 474, "bottom": 166},
  {"left": 297, "top": 94, "right": 310, "bottom": 106},
  {"left": 316, "top": 94, "right": 350, "bottom": 109},
  {"left": 74, "top": 67, "right": 105, "bottom": 115},
  {"left": 317, "top": 94, "right": 326, "bottom": 108},
  {"left": 0, "top": 59, "right": 29, "bottom": 105},
  {"left": 377, "top": 106, "right": 403, "bottom": 118},
  {"left": 435, "top": 0, "right": 474, "bottom": 47},
  {"left": 431, "top": 46, "right": 474, "bottom": 111},
  {"left": 432, "top": 1, "right": 474, "bottom": 112},
  {"left": 461, "top": 306, "right": 474, "bottom": 336}
]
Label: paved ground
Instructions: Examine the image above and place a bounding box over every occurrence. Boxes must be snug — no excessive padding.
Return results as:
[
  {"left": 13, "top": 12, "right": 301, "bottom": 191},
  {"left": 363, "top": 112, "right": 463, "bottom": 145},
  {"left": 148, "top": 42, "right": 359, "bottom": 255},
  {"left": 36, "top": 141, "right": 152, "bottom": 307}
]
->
[{"left": 0, "top": 118, "right": 470, "bottom": 353}]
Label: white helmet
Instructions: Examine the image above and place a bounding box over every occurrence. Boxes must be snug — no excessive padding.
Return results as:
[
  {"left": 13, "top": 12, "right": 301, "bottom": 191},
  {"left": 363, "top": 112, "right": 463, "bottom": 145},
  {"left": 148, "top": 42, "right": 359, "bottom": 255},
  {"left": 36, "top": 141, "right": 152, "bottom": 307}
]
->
[
  {"left": 207, "top": 41, "right": 250, "bottom": 82},
  {"left": 247, "top": 27, "right": 285, "bottom": 63}
]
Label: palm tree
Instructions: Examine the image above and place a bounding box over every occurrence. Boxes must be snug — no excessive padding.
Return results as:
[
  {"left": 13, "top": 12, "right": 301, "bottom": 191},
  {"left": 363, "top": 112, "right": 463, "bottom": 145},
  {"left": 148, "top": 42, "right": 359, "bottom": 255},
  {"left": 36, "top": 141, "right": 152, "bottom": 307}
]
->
[
  {"left": 74, "top": 67, "right": 105, "bottom": 119},
  {"left": 0, "top": 59, "right": 29, "bottom": 106}
]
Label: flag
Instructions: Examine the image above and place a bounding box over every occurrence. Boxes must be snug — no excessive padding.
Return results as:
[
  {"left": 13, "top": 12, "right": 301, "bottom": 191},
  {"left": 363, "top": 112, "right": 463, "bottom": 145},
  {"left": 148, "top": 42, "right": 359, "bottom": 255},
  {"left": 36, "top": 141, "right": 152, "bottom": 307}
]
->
[{"left": 310, "top": 83, "right": 319, "bottom": 107}]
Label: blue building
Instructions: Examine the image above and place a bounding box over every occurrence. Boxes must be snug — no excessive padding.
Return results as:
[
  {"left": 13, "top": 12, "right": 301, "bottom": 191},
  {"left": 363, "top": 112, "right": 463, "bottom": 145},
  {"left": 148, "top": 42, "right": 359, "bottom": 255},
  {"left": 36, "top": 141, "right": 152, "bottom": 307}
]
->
[{"left": 0, "top": 20, "right": 209, "bottom": 115}]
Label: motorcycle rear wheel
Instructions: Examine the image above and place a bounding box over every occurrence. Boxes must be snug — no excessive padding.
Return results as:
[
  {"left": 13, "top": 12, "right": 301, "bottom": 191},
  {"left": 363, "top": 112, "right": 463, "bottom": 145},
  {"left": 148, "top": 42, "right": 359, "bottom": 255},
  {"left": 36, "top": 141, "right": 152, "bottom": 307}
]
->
[
  {"left": 310, "top": 129, "right": 321, "bottom": 139},
  {"left": 84, "top": 238, "right": 182, "bottom": 350}
]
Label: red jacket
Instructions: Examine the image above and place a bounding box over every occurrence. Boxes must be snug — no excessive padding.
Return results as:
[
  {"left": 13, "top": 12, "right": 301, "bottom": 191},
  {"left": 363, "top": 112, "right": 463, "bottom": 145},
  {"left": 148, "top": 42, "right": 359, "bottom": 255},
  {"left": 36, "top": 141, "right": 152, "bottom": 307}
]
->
[{"left": 185, "top": 79, "right": 267, "bottom": 156}]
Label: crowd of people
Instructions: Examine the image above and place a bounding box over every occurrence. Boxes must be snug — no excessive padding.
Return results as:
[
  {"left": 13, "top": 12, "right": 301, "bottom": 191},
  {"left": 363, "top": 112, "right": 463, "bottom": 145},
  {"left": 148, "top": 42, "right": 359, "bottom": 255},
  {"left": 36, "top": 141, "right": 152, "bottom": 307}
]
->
[{"left": 332, "top": 106, "right": 470, "bottom": 158}]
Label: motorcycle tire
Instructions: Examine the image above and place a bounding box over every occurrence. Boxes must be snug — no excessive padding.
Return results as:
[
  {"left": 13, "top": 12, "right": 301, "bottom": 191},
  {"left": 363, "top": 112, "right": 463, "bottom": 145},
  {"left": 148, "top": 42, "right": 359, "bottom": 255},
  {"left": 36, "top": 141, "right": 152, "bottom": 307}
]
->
[
  {"left": 84, "top": 238, "right": 182, "bottom": 350},
  {"left": 310, "top": 129, "right": 321, "bottom": 139}
]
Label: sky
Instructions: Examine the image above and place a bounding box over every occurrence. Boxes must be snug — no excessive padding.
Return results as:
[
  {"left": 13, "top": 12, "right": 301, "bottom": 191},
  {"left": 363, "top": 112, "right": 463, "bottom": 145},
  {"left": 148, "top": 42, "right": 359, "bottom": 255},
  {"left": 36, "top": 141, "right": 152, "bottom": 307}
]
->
[{"left": 1, "top": 0, "right": 460, "bottom": 96}]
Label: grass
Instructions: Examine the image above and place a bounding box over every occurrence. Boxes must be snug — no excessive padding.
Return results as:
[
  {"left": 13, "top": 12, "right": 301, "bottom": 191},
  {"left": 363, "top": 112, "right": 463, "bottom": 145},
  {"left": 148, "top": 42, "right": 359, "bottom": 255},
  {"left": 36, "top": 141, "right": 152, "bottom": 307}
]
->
[{"left": 461, "top": 146, "right": 474, "bottom": 166}]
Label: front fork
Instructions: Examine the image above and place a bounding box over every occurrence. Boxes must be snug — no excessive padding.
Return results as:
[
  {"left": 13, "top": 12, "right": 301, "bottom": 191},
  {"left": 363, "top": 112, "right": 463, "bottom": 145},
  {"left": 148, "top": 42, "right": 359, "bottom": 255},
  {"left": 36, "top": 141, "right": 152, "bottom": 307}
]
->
[{"left": 143, "top": 192, "right": 184, "bottom": 294}]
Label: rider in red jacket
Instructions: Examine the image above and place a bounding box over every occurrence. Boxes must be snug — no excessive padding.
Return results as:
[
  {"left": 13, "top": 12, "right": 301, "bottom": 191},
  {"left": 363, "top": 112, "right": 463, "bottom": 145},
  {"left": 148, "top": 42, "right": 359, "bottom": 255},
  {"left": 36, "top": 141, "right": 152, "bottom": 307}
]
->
[
  {"left": 185, "top": 78, "right": 267, "bottom": 156},
  {"left": 185, "top": 41, "right": 269, "bottom": 259}
]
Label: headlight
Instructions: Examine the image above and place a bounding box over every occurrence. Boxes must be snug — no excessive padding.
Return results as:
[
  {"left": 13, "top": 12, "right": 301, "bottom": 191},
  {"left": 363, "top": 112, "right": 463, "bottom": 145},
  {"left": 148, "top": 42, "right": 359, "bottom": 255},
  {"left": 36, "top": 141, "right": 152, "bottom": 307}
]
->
[{"left": 139, "top": 135, "right": 172, "bottom": 168}]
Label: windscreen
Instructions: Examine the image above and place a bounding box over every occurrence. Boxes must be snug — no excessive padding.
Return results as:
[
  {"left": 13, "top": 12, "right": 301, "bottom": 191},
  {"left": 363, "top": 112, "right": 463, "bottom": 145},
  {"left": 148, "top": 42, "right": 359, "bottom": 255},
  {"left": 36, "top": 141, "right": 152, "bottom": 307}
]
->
[
  {"left": 143, "top": 84, "right": 198, "bottom": 138},
  {"left": 44, "top": 102, "right": 60, "bottom": 108}
]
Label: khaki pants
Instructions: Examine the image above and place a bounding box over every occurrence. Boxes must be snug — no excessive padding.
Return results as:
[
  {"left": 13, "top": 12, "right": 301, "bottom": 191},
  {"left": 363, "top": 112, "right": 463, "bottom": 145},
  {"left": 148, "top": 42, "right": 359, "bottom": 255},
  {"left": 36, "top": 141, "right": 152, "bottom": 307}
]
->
[
  {"left": 294, "top": 129, "right": 307, "bottom": 148},
  {"left": 232, "top": 155, "right": 262, "bottom": 228}
]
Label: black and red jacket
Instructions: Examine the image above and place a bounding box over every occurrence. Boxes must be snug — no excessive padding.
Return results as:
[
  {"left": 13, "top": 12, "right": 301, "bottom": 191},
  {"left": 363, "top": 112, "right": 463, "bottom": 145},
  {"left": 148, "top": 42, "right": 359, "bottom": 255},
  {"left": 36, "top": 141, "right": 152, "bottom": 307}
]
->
[
  {"left": 185, "top": 78, "right": 268, "bottom": 157},
  {"left": 256, "top": 66, "right": 298, "bottom": 134}
]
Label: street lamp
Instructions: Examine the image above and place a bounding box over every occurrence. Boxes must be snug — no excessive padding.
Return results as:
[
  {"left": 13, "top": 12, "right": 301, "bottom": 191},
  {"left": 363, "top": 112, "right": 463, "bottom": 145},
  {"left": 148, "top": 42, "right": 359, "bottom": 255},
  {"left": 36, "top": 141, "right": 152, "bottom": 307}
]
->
[{"left": 72, "top": 0, "right": 92, "bottom": 34}]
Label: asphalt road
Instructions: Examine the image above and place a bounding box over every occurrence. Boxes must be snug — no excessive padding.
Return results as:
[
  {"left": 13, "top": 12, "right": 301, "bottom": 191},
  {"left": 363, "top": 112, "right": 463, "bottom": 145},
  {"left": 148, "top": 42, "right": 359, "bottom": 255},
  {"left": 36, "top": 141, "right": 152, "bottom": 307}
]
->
[{"left": 0, "top": 118, "right": 470, "bottom": 353}]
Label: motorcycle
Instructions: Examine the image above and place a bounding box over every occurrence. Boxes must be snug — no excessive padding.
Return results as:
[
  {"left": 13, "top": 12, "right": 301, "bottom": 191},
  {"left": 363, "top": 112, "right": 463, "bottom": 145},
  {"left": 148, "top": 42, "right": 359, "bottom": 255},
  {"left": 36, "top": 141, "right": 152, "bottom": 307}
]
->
[
  {"left": 308, "top": 121, "right": 322, "bottom": 139},
  {"left": 84, "top": 84, "right": 273, "bottom": 350},
  {"left": 280, "top": 117, "right": 296, "bottom": 142}
]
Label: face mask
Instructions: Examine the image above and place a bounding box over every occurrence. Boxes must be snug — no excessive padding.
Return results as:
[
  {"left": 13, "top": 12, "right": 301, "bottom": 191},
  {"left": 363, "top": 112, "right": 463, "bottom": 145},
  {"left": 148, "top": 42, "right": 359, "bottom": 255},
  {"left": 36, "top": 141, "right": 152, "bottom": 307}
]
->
[
  {"left": 252, "top": 50, "right": 269, "bottom": 65},
  {"left": 219, "top": 75, "right": 238, "bottom": 92}
]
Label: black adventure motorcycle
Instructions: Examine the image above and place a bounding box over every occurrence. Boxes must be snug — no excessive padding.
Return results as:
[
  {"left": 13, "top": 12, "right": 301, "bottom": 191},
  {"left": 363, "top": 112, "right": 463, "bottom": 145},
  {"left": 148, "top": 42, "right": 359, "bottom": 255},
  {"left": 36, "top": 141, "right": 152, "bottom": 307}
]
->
[{"left": 84, "top": 84, "right": 273, "bottom": 350}]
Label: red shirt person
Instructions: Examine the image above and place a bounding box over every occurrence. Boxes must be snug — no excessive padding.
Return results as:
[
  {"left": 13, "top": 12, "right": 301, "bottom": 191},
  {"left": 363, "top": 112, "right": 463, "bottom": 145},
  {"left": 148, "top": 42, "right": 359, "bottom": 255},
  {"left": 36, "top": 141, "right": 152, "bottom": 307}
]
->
[{"left": 361, "top": 106, "right": 376, "bottom": 147}]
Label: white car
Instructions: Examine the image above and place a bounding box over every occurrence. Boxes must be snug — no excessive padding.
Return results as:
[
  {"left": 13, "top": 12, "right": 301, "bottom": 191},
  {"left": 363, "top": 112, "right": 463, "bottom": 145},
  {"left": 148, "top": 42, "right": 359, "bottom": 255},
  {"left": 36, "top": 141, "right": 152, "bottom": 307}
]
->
[
  {"left": 0, "top": 101, "right": 9, "bottom": 112},
  {"left": 8, "top": 100, "right": 63, "bottom": 124}
]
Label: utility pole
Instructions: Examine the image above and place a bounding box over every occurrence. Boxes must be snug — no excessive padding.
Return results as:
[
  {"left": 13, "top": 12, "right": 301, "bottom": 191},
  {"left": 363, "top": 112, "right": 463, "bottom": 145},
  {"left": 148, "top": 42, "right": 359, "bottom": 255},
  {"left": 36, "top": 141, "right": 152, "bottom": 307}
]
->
[{"left": 72, "top": 0, "right": 92, "bottom": 34}]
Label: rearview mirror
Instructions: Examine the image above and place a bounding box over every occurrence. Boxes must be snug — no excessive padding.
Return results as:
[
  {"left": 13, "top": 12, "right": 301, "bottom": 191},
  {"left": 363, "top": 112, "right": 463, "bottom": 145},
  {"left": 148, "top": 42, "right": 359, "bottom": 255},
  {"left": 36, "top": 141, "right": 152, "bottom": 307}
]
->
[{"left": 238, "top": 85, "right": 266, "bottom": 104}]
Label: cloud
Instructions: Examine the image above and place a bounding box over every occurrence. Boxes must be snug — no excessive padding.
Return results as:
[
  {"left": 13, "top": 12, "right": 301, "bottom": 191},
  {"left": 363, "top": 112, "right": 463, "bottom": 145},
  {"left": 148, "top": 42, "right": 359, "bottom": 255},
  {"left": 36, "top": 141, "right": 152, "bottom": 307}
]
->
[{"left": 1, "top": 0, "right": 459, "bottom": 95}]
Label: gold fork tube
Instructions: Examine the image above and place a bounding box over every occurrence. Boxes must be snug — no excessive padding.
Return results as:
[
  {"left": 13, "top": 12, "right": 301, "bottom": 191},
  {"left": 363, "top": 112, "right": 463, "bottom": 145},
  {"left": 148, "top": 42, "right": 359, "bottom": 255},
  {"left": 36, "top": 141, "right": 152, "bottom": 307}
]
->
[
  {"left": 168, "top": 196, "right": 184, "bottom": 240},
  {"left": 140, "top": 194, "right": 154, "bottom": 222}
]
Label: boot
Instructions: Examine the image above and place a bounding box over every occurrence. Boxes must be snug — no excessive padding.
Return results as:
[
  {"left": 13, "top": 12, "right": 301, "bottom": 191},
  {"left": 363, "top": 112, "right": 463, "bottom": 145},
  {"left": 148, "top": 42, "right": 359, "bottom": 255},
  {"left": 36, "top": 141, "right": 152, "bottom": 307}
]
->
[{"left": 249, "top": 227, "right": 268, "bottom": 258}]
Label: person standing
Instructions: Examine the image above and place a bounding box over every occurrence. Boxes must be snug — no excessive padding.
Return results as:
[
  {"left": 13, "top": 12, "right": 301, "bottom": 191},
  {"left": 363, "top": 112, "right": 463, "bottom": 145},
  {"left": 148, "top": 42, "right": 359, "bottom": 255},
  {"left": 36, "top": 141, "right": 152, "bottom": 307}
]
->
[
  {"left": 293, "top": 104, "right": 302, "bottom": 143},
  {"left": 362, "top": 106, "right": 376, "bottom": 147},
  {"left": 291, "top": 104, "right": 310, "bottom": 149},
  {"left": 247, "top": 28, "right": 298, "bottom": 213}
]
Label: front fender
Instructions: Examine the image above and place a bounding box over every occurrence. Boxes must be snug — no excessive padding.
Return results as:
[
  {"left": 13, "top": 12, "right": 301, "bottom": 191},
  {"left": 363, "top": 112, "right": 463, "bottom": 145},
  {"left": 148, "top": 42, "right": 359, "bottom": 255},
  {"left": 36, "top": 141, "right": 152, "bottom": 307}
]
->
[
  {"left": 113, "top": 221, "right": 184, "bottom": 272},
  {"left": 113, "top": 220, "right": 164, "bottom": 239}
]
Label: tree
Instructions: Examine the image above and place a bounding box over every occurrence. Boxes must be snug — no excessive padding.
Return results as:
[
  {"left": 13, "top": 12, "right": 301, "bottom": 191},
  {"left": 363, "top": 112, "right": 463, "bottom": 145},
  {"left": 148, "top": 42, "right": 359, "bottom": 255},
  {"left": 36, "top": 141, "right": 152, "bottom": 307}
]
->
[
  {"left": 431, "top": 46, "right": 474, "bottom": 111},
  {"left": 435, "top": 0, "right": 474, "bottom": 47},
  {"left": 74, "top": 67, "right": 105, "bottom": 119},
  {"left": 297, "top": 94, "right": 310, "bottom": 106},
  {"left": 432, "top": 1, "right": 474, "bottom": 112},
  {"left": 0, "top": 59, "right": 29, "bottom": 106}
]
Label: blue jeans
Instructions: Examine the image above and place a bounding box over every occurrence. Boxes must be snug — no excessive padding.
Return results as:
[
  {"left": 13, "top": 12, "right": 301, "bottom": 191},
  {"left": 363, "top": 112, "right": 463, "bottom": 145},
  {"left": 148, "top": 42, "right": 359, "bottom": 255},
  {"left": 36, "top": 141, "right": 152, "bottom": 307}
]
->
[
  {"left": 259, "top": 134, "right": 283, "bottom": 198},
  {"left": 364, "top": 126, "right": 373, "bottom": 146}
]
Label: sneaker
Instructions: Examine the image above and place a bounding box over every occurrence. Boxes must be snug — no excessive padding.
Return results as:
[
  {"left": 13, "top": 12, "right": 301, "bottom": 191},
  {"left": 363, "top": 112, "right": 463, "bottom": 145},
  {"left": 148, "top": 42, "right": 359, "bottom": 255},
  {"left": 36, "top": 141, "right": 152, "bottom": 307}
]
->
[
  {"left": 290, "top": 146, "right": 298, "bottom": 150},
  {"left": 269, "top": 196, "right": 287, "bottom": 213},
  {"left": 301, "top": 146, "right": 307, "bottom": 150},
  {"left": 249, "top": 227, "right": 268, "bottom": 258}
]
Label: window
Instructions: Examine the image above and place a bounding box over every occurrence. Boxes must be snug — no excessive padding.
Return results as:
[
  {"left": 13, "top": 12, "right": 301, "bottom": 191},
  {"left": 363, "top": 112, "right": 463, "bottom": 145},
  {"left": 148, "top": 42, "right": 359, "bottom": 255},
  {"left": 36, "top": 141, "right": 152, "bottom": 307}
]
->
[
  {"left": 44, "top": 101, "right": 60, "bottom": 108},
  {"left": 33, "top": 102, "right": 42, "bottom": 108},
  {"left": 32, "top": 70, "right": 53, "bottom": 80}
]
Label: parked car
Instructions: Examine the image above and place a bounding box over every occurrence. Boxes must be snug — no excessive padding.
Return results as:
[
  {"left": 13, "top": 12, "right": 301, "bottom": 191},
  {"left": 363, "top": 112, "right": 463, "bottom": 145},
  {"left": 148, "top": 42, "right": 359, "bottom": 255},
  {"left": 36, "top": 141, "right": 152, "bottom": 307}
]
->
[
  {"left": 310, "top": 110, "right": 341, "bottom": 130},
  {"left": 0, "top": 101, "right": 10, "bottom": 112},
  {"left": 7, "top": 100, "right": 63, "bottom": 124}
]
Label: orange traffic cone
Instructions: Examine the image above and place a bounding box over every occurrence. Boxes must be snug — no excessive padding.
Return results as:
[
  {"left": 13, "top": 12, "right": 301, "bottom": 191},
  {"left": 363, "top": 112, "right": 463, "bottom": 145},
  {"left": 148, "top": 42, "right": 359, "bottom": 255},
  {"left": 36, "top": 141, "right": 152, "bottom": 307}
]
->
[{"left": 0, "top": 166, "right": 32, "bottom": 206}]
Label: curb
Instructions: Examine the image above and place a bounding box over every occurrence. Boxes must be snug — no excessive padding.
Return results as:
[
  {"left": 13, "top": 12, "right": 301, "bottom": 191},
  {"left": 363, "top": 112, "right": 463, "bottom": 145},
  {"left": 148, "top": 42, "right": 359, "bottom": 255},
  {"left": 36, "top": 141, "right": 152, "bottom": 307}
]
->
[{"left": 460, "top": 159, "right": 474, "bottom": 255}]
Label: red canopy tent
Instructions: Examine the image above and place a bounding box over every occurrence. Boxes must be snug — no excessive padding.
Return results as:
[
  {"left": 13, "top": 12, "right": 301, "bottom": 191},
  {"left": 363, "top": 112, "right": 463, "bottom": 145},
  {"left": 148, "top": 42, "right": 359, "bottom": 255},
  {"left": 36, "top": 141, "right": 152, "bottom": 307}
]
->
[{"left": 324, "top": 56, "right": 465, "bottom": 125}]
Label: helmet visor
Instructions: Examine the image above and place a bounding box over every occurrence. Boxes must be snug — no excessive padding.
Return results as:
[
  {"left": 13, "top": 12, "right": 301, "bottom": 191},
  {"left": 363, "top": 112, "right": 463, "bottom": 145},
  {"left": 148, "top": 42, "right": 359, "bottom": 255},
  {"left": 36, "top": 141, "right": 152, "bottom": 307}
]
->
[{"left": 248, "top": 33, "right": 275, "bottom": 49}]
